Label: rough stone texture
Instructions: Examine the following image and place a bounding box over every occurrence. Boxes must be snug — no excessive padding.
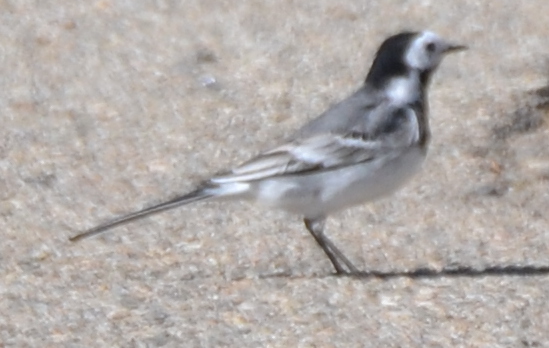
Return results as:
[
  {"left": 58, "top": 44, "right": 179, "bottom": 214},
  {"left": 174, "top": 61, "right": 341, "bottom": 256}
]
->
[{"left": 1, "top": 1, "right": 549, "bottom": 347}]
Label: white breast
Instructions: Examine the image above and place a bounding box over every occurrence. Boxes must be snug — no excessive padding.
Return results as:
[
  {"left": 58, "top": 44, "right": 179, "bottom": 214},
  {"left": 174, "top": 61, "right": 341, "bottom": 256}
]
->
[{"left": 385, "top": 74, "right": 420, "bottom": 105}]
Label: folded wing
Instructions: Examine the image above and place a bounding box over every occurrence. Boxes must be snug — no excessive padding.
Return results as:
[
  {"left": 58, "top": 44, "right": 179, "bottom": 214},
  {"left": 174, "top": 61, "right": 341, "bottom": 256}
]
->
[{"left": 211, "top": 105, "right": 419, "bottom": 184}]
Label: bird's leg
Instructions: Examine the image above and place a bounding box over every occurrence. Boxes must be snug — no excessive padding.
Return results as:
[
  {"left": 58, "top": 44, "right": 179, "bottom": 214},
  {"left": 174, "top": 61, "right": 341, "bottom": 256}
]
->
[{"left": 304, "top": 218, "right": 359, "bottom": 274}]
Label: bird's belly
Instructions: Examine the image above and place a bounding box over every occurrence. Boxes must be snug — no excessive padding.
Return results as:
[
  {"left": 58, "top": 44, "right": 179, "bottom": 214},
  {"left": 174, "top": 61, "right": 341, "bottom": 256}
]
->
[
  {"left": 255, "top": 146, "right": 426, "bottom": 218},
  {"left": 324, "top": 147, "right": 426, "bottom": 212}
]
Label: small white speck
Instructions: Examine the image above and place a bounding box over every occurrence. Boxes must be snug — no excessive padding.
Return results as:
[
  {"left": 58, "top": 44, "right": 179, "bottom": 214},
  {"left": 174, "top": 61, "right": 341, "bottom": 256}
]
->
[{"left": 199, "top": 75, "right": 217, "bottom": 88}]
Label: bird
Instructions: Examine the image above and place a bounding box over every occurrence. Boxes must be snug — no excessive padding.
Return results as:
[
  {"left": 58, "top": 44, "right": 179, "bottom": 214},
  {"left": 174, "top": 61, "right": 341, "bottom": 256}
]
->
[{"left": 70, "top": 31, "right": 466, "bottom": 274}]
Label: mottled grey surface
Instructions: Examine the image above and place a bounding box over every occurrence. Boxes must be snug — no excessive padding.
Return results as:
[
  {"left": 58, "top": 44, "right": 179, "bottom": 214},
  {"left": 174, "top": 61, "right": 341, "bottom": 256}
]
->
[{"left": 2, "top": 1, "right": 549, "bottom": 347}]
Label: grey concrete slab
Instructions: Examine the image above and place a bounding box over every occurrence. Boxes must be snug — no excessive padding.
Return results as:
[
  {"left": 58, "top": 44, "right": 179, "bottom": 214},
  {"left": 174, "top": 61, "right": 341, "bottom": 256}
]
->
[{"left": 1, "top": 1, "right": 549, "bottom": 347}]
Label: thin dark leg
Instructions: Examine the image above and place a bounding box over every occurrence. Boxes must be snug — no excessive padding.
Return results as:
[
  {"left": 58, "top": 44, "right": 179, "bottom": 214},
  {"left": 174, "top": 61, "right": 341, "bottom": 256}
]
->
[{"left": 304, "top": 218, "right": 359, "bottom": 274}]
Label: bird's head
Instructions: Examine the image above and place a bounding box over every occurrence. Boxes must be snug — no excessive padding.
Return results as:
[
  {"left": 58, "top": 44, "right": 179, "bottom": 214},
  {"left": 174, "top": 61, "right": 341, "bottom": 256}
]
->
[{"left": 365, "top": 31, "right": 466, "bottom": 91}]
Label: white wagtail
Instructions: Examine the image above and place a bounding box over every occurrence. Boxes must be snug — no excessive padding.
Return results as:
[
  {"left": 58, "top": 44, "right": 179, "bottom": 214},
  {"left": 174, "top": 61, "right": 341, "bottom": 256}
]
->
[{"left": 70, "top": 31, "right": 466, "bottom": 274}]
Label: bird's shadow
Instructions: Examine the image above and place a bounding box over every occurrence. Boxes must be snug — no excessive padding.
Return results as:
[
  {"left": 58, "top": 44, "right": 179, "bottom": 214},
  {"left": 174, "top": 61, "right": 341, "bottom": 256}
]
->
[
  {"left": 347, "top": 265, "right": 549, "bottom": 279},
  {"left": 257, "top": 264, "right": 549, "bottom": 280}
]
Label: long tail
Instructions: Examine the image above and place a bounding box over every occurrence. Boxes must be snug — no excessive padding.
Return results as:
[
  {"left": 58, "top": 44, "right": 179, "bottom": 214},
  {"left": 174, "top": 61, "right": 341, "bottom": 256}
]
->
[{"left": 69, "top": 189, "right": 212, "bottom": 242}]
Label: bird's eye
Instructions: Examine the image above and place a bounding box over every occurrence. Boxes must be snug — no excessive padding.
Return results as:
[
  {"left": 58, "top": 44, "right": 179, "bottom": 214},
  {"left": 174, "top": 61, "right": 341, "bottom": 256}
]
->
[{"left": 426, "top": 42, "right": 436, "bottom": 52}]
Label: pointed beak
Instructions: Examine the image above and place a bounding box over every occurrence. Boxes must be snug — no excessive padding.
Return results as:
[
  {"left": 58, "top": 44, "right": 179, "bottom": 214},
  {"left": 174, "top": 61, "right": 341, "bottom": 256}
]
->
[{"left": 444, "top": 44, "right": 468, "bottom": 53}]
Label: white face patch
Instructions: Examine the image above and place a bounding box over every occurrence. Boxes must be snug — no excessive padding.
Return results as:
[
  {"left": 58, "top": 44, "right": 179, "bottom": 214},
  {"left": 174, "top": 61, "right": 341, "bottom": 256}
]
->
[{"left": 405, "top": 31, "right": 444, "bottom": 71}]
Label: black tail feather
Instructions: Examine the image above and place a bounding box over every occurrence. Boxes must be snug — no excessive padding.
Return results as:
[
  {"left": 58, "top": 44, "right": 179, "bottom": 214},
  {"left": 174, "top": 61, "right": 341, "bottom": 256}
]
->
[{"left": 70, "top": 189, "right": 211, "bottom": 242}]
